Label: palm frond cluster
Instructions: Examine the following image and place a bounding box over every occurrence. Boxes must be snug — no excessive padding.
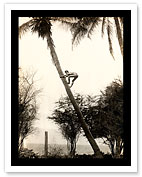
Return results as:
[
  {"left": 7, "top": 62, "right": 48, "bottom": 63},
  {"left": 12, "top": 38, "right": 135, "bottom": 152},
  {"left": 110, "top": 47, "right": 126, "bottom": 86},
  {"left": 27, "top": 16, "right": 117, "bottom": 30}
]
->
[
  {"left": 68, "top": 17, "right": 123, "bottom": 57},
  {"left": 19, "top": 16, "right": 123, "bottom": 57},
  {"left": 19, "top": 17, "right": 55, "bottom": 47},
  {"left": 55, "top": 16, "right": 123, "bottom": 57},
  {"left": 106, "top": 18, "right": 114, "bottom": 58},
  {"left": 31, "top": 17, "right": 52, "bottom": 39},
  {"left": 71, "top": 17, "right": 101, "bottom": 45},
  {"left": 19, "top": 19, "right": 33, "bottom": 38}
]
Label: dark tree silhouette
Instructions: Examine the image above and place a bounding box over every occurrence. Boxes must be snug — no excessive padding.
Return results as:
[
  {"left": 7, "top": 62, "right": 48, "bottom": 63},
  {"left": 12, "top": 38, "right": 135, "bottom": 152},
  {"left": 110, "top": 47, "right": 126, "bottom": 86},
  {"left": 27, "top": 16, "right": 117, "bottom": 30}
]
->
[
  {"left": 84, "top": 79, "right": 123, "bottom": 157},
  {"left": 18, "top": 69, "right": 41, "bottom": 151},
  {"left": 49, "top": 94, "right": 85, "bottom": 157}
]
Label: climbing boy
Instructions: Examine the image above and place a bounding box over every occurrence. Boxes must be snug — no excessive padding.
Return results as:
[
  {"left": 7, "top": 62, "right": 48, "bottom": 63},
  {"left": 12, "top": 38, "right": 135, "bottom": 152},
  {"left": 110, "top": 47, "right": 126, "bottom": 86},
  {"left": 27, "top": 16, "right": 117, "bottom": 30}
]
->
[{"left": 61, "top": 70, "right": 78, "bottom": 88}]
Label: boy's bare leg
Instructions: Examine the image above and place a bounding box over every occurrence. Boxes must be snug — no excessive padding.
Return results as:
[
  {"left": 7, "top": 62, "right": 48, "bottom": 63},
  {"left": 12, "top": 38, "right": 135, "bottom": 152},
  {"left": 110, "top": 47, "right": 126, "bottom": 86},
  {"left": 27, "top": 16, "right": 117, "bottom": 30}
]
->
[
  {"left": 72, "top": 76, "right": 78, "bottom": 83},
  {"left": 67, "top": 77, "right": 70, "bottom": 84},
  {"left": 70, "top": 82, "right": 74, "bottom": 88}
]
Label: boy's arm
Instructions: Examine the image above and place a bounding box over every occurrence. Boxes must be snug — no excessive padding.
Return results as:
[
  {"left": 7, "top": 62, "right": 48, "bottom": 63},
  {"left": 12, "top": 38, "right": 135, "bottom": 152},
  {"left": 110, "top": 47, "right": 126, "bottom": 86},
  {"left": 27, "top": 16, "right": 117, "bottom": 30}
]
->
[{"left": 60, "top": 74, "right": 67, "bottom": 78}]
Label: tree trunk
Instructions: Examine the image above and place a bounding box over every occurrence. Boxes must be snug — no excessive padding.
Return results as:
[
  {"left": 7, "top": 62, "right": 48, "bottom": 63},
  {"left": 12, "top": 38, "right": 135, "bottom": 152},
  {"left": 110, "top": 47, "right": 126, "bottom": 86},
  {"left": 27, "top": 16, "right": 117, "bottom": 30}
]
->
[
  {"left": 109, "top": 140, "right": 115, "bottom": 157},
  {"left": 46, "top": 34, "right": 103, "bottom": 158},
  {"left": 115, "top": 136, "right": 121, "bottom": 158},
  {"left": 70, "top": 138, "right": 76, "bottom": 157},
  {"left": 19, "top": 136, "right": 24, "bottom": 151}
]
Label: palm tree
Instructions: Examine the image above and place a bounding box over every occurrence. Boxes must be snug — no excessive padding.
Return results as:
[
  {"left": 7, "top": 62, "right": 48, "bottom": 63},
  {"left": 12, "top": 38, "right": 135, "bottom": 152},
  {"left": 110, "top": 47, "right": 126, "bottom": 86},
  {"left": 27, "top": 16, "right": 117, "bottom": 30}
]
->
[
  {"left": 19, "top": 17, "right": 103, "bottom": 158},
  {"left": 62, "top": 17, "right": 123, "bottom": 58}
]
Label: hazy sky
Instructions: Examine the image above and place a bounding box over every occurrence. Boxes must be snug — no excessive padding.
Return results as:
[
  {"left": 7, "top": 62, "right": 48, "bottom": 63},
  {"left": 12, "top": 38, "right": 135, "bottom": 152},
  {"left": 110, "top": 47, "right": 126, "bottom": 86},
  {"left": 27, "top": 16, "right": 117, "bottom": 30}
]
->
[{"left": 19, "top": 17, "right": 123, "bottom": 149}]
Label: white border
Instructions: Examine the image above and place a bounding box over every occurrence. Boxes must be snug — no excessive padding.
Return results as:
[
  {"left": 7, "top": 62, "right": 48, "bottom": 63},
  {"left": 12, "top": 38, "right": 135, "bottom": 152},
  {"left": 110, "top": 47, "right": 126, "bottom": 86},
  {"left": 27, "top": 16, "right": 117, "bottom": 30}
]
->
[{"left": 5, "top": 3, "right": 137, "bottom": 172}]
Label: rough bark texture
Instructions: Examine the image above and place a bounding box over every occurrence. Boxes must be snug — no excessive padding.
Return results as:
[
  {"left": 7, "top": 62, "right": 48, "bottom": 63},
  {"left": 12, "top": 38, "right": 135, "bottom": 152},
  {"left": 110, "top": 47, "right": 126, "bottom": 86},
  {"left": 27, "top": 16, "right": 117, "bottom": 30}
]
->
[{"left": 46, "top": 34, "right": 103, "bottom": 158}]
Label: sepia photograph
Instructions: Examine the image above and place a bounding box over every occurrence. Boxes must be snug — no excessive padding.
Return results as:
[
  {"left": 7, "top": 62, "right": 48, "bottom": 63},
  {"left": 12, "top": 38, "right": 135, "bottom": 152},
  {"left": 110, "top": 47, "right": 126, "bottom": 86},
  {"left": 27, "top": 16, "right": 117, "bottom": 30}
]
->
[
  {"left": 18, "top": 15, "right": 124, "bottom": 161},
  {"left": 5, "top": 3, "right": 137, "bottom": 172}
]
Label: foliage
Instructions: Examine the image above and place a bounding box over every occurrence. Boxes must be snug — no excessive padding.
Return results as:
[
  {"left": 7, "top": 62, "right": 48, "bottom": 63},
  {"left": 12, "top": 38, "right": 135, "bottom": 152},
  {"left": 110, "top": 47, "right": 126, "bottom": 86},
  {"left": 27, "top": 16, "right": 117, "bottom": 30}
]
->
[
  {"left": 48, "top": 94, "right": 85, "bottom": 157},
  {"left": 49, "top": 79, "right": 123, "bottom": 158},
  {"left": 84, "top": 79, "right": 123, "bottom": 157},
  {"left": 69, "top": 17, "right": 123, "bottom": 57},
  {"left": 19, "top": 148, "right": 39, "bottom": 158},
  {"left": 48, "top": 145, "right": 64, "bottom": 157},
  {"left": 18, "top": 69, "right": 41, "bottom": 151},
  {"left": 19, "top": 17, "right": 123, "bottom": 58}
]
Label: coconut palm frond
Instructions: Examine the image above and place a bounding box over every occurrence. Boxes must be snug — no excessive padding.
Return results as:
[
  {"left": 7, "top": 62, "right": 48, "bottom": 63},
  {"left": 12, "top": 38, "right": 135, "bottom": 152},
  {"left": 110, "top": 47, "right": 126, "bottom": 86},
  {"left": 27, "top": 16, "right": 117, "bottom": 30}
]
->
[
  {"left": 19, "top": 19, "right": 33, "bottom": 38},
  {"left": 19, "top": 17, "right": 55, "bottom": 49},
  {"left": 87, "top": 17, "right": 101, "bottom": 38},
  {"left": 30, "top": 18, "right": 51, "bottom": 39},
  {"left": 81, "top": 17, "right": 95, "bottom": 26},
  {"left": 72, "top": 26, "right": 88, "bottom": 46},
  {"left": 31, "top": 17, "right": 55, "bottom": 48},
  {"left": 71, "top": 17, "right": 99, "bottom": 45},
  {"left": 119, "top": 17, "right": 123, "bottom": 27},
  {"left": 59, "top": 20, "right": 77, "bottom": 31},
  {"left": 69, "top": 17, "right": 102, "bottom": 45},
  {"left": 101, "top": 17, "right": 107, "bottom": 37},
  {"left": 51, "top": 17, "right": 78, "bottom": 23},
  {"left": 71, "top": 21, "right": 88, "bottom": 45},
  {"left": 107, "top": 19, "right": 114, "bottom": 59},
  {"left": 50, "top": 17, "right": 79, "bottom": 33},
  {"left": 114, "top": 17, "right": 123, "bottom": 56}
]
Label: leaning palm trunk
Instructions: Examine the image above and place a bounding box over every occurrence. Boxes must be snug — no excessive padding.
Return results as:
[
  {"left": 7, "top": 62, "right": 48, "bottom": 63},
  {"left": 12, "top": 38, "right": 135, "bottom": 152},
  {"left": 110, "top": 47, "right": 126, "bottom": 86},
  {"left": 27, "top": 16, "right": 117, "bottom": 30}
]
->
[{"left": 46, "top": 33, "right": 103, "bottom": 158}]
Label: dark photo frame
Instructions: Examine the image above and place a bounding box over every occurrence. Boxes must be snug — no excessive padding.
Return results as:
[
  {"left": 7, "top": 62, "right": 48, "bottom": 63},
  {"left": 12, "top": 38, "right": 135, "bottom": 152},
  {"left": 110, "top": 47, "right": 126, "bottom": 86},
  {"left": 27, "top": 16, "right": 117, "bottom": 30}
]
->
[{"left": 5, "top": 4, "right": 137, "bottom": 172}]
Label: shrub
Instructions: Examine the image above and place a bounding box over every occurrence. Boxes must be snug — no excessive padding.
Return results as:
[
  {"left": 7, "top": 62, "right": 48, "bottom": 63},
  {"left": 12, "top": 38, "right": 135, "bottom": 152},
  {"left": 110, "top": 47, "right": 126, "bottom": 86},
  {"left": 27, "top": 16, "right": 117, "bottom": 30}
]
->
[{"left": 19, "top": 148, "right": 39, "bottom": 158}]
